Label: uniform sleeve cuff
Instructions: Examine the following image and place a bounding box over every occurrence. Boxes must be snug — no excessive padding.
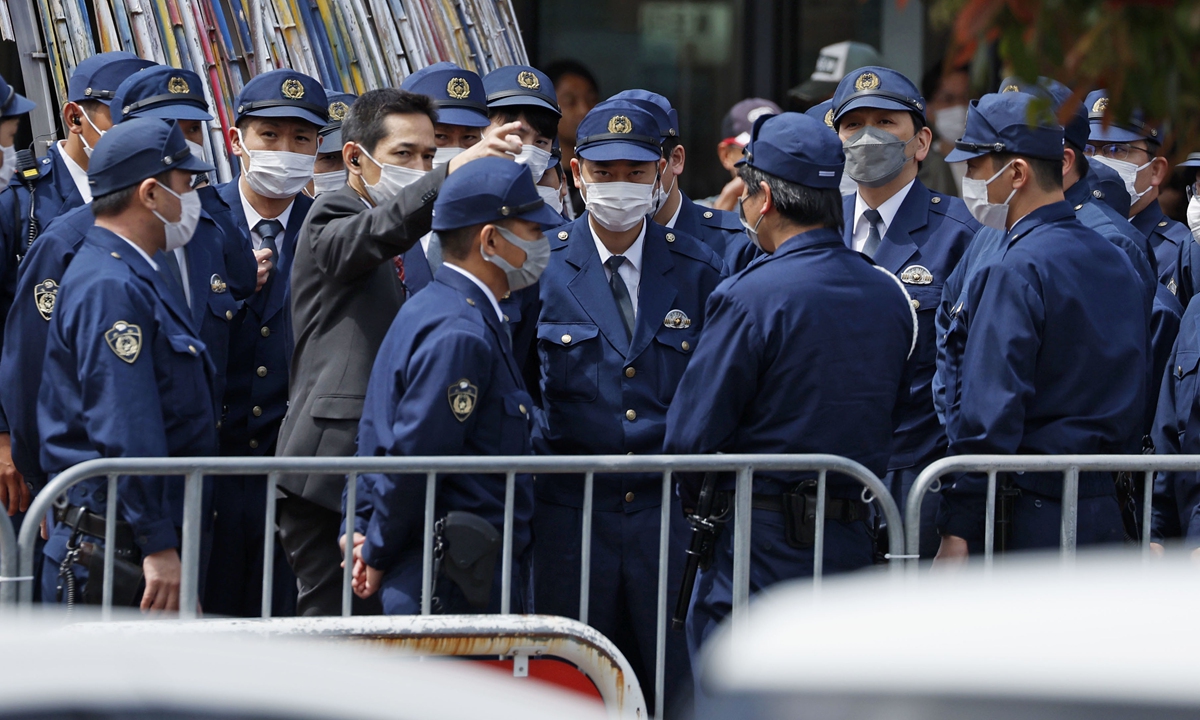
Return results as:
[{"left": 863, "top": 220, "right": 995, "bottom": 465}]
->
[
  {"left": 133, "top": 519, "right": 179, "bottom": 557},
  {"left": 935, "top": 492, "right": 985, "bottom": 545}
]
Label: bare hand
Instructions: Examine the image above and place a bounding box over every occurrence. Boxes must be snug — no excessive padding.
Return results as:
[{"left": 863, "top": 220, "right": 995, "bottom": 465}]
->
[
  {"left": 363, "top": 564, "right": 384, "bottom": 598},
  {"left": 254, "top": 248, "right": 273, "bottom": 292},
  {"left": 712, "top": 176, "right": 746, "bottom": 212},
  {"left": 447, "top": 122, "right": 524, "bottom": 173},
  {"left": 141, "top": 548, "right": 182, "bottom": 613},
  {"left": 1150, "top": 541, "right": 1165, "bottom": 558},
  {"left": 932, "top": 534, "right": 969, "bottom": 570},
  {"left": 0, "top": 433, "right": 28, "bottom": 516},
  {"left": 339, "top": 532, "right": 371, "bottom": 598}
]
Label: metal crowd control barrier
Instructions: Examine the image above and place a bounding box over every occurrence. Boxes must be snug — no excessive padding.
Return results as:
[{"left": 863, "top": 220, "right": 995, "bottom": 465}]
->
[
  {"left": 905, "top": 454, "right": 1193, "bottom": 567},
  {"left": 0, "top": 499, "right": 18, "bottom": 605},
  {"left": 73, "top": 615, "right": 645, "bottom": 719},
  {"left": 17, "top": 454, "right": 904, "bottom": 718}
]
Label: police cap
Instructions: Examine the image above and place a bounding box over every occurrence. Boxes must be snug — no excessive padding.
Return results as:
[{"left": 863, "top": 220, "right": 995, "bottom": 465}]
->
[
  {"left": 482, "top": 65, "right": 560, "bottom": 116},
  {"left": 401, "top": 62, "right": 489, "bottom": 128},
  {"left": 113, "top": 66, "right": 212, "bottom": 123},
  {"left": 740, "top": 112, "right": 844, "bottom": 190},
  {"left": 431, "top": 156, "right": 564, "bottom": 231},
  {"left": 68, "top": 52, "right": 157, "bottom": 105},
  {"left": 88, "top": 118, "right": 214, "bottom": 196},
  {"left": 1085, "top": 89, "right": 1161, "bottom": 146},
  {"left": 575, "top": 101, "right": 663, "bottom": 163},
  {"left": 944, "top": 92, "right": 1064, "bottom": 163},
  {"left": 832, "top": 66, "right": 925, "bottom": 127},
  {"left": 319, "top": 91, "right": 357, "bottom": 150},
  {"left": 0, "top": 72, "right": 35, "bottom": 118},
  {"left": 234, "top": 69, "right": 328, "bottom": 128}
]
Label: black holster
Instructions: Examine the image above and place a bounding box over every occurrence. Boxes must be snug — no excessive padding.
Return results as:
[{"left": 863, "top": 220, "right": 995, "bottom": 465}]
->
[
  {"left": 437, "top": 511, "right": 501, "bottom": 610},
  {"left": 754, "top": 483, "right": 864, "bottom": 550},
  {"left": 79, "top": 541, "right": 145, "bottom": 607}
]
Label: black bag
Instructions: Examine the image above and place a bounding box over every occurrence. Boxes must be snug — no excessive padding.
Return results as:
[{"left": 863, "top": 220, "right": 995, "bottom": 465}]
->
[{"left": 439, "top": 511, "right": 501, "bottom": 609}]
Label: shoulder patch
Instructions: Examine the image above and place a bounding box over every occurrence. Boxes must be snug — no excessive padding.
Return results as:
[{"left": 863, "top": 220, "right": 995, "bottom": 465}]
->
[
  {"left": 34, "top": 279, "right": 58, "bottom": 320},
  {"left": 104, "top": 321, "right": 142, "bottom": 363},
  {"left": 447, "top": 379, "right": 478, "bottom": 422}
]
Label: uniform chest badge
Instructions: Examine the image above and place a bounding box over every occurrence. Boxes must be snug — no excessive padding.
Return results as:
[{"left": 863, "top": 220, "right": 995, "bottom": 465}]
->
[
  {"left": 34, "top": 279, "right": 58, "bottom": 321},
  {"left": 448, "top": 379, "right": 478, "bottom": 422},
  {"left": 210, "top": 274, "right": 228, "bottom": 294},
  {"left": 899, "top": 265, "right": 933, "bottom": 285},
  {"left": 663, "top": 309, "right": 691, "bottom": 328},
  {"left": 1168, "top": 278, "right": 1178, "bottom": 296},
  {"left": 105, "top": 321, "right": 142, "bottom": 364}
]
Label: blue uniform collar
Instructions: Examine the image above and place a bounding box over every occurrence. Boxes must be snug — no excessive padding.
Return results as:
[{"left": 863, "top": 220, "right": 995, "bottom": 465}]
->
[
  {"left": 771, "top": 226, "right": 846, "bottom": 258},
  {"left": 1008, "top": 201, "right": 1076, "bottom": 243},
  {"left": 433, "top": 265, "right": 523, "bottom": 383},
  {"left": 87, "top": 226, "right": 196, "bottom": 330},
  {"left": 1063, "top": 173, "right": 1094, "bottom": 208},
  {"left": 1130, "top": 198, "right": 1165, "bottom": 237}
]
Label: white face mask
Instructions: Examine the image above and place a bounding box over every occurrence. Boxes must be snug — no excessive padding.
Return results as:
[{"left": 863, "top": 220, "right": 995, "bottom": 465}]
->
[
  {"left": 738, "top": 194, "right": 766, "bottom": 251},
  {"left": 1187, "top": 195, "right": 1200, "bottom": 244},
  {"left": 513, "top": 144, "right": 552, "bottom": 180},
  {"left": 1091, "top": 155, "right": 1152, "bottom": 207},
  {"left": 154, "top": 183, "right": 202, "bottom": 252},
  {"left": 80, "top": 110, "right": 106, "bottom": 158},
  {"left": 581, "top": 178, "right": 654, "bottom": 232},
  {"left": 536, "top": 184, "right": 564, "bottom": 215},
  {"left": 484, "top": 225, "right": 551, "bottom": 292},
  {"left": 961, "top": 160, "right": 1016, "bottom": 230},
  {"left": 358, "top": 144, "right": 426, "bottom": 205},
  {"left": 0, "top": 144, "right": 16, "bottom": 188},
  {"left": 236, "top": 128, "right": 316, "bottom": 199},
  {"left": 312, "top": 169, "right": 347, "bottom": 195},
  {"left": 653, "top": 172, "right": 677, "bottom": 215},
  {"left": 433, "top": 146, "right": 464, "bottom": 169},
  {"left": 185, "top": 139, "right": 206, "bottom": 161},
  {"left": 934, "top": 105, "right": 969, "bottom": 144}
]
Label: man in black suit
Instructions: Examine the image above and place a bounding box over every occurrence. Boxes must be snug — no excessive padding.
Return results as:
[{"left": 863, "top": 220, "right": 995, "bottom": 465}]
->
[{"left": 277, "top": 87, "right": 521, "bottom": 616}]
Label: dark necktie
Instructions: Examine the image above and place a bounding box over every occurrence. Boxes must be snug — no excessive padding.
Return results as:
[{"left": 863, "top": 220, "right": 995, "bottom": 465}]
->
[
  {"left": 254, "top": 218, "right": 284, "bottom": 262},
  {"left": 861, "top": 208, "right": 884, "bottom": 258},
  {"left": 605, "top": 255, "right": 635, "bottom": 341},
  {"left": 162, "top": 249, "right": 189, "bottom": 308}
]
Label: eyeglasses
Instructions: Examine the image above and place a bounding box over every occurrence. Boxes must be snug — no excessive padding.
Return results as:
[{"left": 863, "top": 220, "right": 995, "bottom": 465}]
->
[
  {"left": 1083, "top": 143, "right": 1155, "bottom": 162},
  {"left": 1186, "top": 181, "right": 1200, "bottom": 201}
]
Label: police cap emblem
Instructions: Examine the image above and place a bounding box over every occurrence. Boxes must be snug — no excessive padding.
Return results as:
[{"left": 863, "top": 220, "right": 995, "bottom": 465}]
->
[
  {"left": 1092, "top": 96, "right": 1109, "bottom": 114},
  {"left": 854, "top": 72, "right": 880, "bottom": 91},
  {"left": 608, "top": 115, "right": 632, "bottom": 134},
  {"left": 34, "top": 279, "right": 58, "bottom": 321},
  {"left": 104, "top": 321, "right": 143, "bottom": 364},
  {"left": 1001, "top": 84, "right": 1020, "bottom": 93},
  {"left": 447, "top": 77, "right": 471, "bottom": 100},
  {"left": 822, "top": 108, "right": 834, "bottom": 128},
  {"left": 517, "top": 71, "right": 540, "bottom": 90},
  {"left": 282, "top": 78, "right": 305, "bottom": 100},
  {"left": 900, "top": 265, "right": 934, "bottom": 285},
  {"left": 168, "top": 76, "right": 190, "bottom": 94},
  {"left": 448, "top": 379, "right": 478, "bottom": 422},
  {"left": 210, "top": 274, "right": 228, "bottom": 294},
  {"left": 663, "top": 309, "right": 692, "bottom": 329},
  {"left": 328, "top": 101, "right": 348, "bottom": 121}
]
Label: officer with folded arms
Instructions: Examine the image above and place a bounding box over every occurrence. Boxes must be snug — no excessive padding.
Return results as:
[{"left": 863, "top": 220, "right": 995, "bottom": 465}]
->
[
  {"left": 345, "top": 157, "right": 559, "bottom": 613},
  {"left": 936, "top": 92, "right": 1147, "bottom": 560},
  {"left": 38, "top": 118, "right": 217, "bottom": 611},
  {"left": 663, "top": 111, "right": 916, "bottom": 668}
]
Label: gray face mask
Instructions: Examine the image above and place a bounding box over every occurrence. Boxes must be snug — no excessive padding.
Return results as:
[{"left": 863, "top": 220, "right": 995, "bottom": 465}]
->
[
  {"left": 485, "top": 225, "right": 551, "bottom": 292},
  {"left": 842, "top": 126, "right": 917, "bottom": 188}
]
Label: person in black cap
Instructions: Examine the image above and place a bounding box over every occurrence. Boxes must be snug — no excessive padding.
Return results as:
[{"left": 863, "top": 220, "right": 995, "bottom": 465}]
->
[
  {"left": 204, "top": 68, "right": 326, "bottom": 617},
  {"left": 532, "top": 99, "right": 725, "bottom": 715},
  {"left": 38, "top": 117, "right": 216, "bottom": 611},
  {"left": 935, "top": 92, "right": 1147, "bottom": 561},
  {"left": 342, "top": 156, "right": 559, "bottom": 614},
  {"left": 277, "top": 87, "right": 521, "bottom": 617},
  {"left": 664, "top": 111, "right": 916, "bottom": 673},
  {"left": 829, "top": 65, "right": 979, "bottom": 557},
  {"left": 309, "top": 91, "right": 358, "bottom": 197}
]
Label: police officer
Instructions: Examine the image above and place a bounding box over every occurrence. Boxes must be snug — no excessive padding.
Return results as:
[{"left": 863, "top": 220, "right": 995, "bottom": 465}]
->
[
  {"left": 804, "top": 100, "right": 858, "bottom": 196},
  {"left": 345, "top": 157, "right": 558, "bottom": 613},
  {"left": 831, "top": 66, "right": 979, "bottom": 557},
  {"left": 936, "top": 92, "right": 1147, "bottom": 560},
  {"left": 532, "top": 100, "right": 724, "bottom": 714},
  {"left": 1084, "top": 90, "right": 1189, "bottom": 295},
  {"left": 662, "top": 111, "right": 915, "bottom": 660},
  {"left": 39, "top": 118, "right": 216, "bottom": 610},
  {"left": 309, "top": 91, "right": 357, "bottom": 196},
  {"left": 0, "top": 71, "right": 37, "bottom": 521},
  {"left": 611, "top": 89, "right": 755, "bottom": 272},
  {"left": 399, "top": 61, "right": 492, "bottom": 293},
  {"left": 206, "top": 69, "right": 326, "bottom": 616}
]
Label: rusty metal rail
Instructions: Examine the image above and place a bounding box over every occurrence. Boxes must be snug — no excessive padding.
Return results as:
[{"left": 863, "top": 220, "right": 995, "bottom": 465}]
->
[{"left": 69, "top": 614, "right": 645, "bottom": 719}]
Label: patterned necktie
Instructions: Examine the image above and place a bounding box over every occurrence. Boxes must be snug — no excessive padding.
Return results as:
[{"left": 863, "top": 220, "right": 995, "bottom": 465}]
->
[
  {"left": 393, "top": 255, "right": 406, "bottom": 282},
  {"left": 254, "top": 218, "right": 284, "bottom": 262},
  {"left": 605, "top": 255, "right": 635, "bottom": 341},
  {"left": 861, "top": 208, "right": 884, "bottom": 258}
]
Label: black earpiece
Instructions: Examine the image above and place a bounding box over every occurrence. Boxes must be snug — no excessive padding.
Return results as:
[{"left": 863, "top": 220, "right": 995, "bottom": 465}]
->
[
  {"left": 72, "top": 116, "right": 82, "bottom": 126},
  {"left": 350, "top": 156, "right": 359, "bottom": 166}
]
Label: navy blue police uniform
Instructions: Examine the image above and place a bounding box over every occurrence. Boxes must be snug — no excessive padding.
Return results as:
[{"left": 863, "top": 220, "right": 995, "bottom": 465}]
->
[
  {"left": 1173, "top": 153, "right": 1200, "bottom": 309},
  {"left": 1150, "top": 298, "right": 1200, "bottom": 546},
  {"left": 0, "top": 71, "right": 37, "bottom": 345},
  {"left": 661, "top": 111, "right": 916, "bottom": 661},
  {"left": 937, "top": 92, "right": 1147, "bottom": 552},
  {"left": 830, "top": 67, "right": 980, "bottom": 557},
  {"left": 347, "top": 157, "right": 561, "bottom": 614},
  {"left": 531, "top": 102, "right": 725, "bottom": 714},
  {"left": 204, "top": 69, "right": 324, "bottom": 616},
  {"left": 37, "top": 119, "right": 218, "bottom": 603},
  {"left": 611, "top": 89, "right": 754, "bottom": 273}
]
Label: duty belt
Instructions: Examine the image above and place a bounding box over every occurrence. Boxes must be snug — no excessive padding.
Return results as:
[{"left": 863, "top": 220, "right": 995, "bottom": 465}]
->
[
  {"left": 750, "top": 492, "right": 864, "bottom": 523},
  {"left": 54, "top": 505, "right": 136, "bottom": 548}
]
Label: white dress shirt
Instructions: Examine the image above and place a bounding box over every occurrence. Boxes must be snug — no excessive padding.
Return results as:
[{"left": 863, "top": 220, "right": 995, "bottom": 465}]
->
[
  {"left": 115, "top": 234, "right": 158, "bottom": 271},
  {"left": 850, "top": 179, "right": 915, "bottom": 252},
  {"left": 589, "top": 216, "right": 646, "bottom": 317},
  {"left": 239, "top": 181, "right": 295, "bottom": 251},
  {"left": 58, "top": 140, "right": 92, "bottom": 203},
  {"left": 445, "top": 263, "right": 504, "bottom": 322}
]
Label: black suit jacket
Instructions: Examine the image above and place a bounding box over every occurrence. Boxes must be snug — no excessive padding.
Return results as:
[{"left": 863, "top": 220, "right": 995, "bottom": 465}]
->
[{"left": 277, "top": 169, "right": 445, "bottom": 509}]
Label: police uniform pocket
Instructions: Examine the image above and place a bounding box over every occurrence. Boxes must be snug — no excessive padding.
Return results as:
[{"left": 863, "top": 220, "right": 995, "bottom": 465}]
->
[
  {"left": 500, "top": 390, "right": 534, "bottom": 455},
  {"left": 207, "top": 289, "right": 238, "bottom": 323},
  {"left": 1172, "top": 351, "right": 1200, "bottom": 444},
  {"left": 903, "top": 284, "right": 941, "bottom": 365},
  {"left": 538, "top": 323, "right": 600, "bottom": 403},
  {"left": 165, "top": 332, "right": 209, "bottom": 417},
  {"left": 942, "top": 311, "right": 967, "bottom": 415},
  {"left": 653, "top": 327, "right": 698, "bottom": 404}
]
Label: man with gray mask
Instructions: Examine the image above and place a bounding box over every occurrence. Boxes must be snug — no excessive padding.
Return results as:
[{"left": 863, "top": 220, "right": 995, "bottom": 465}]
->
[{"left": 832, "top": 66, "right": 979, "bottom": 558}]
